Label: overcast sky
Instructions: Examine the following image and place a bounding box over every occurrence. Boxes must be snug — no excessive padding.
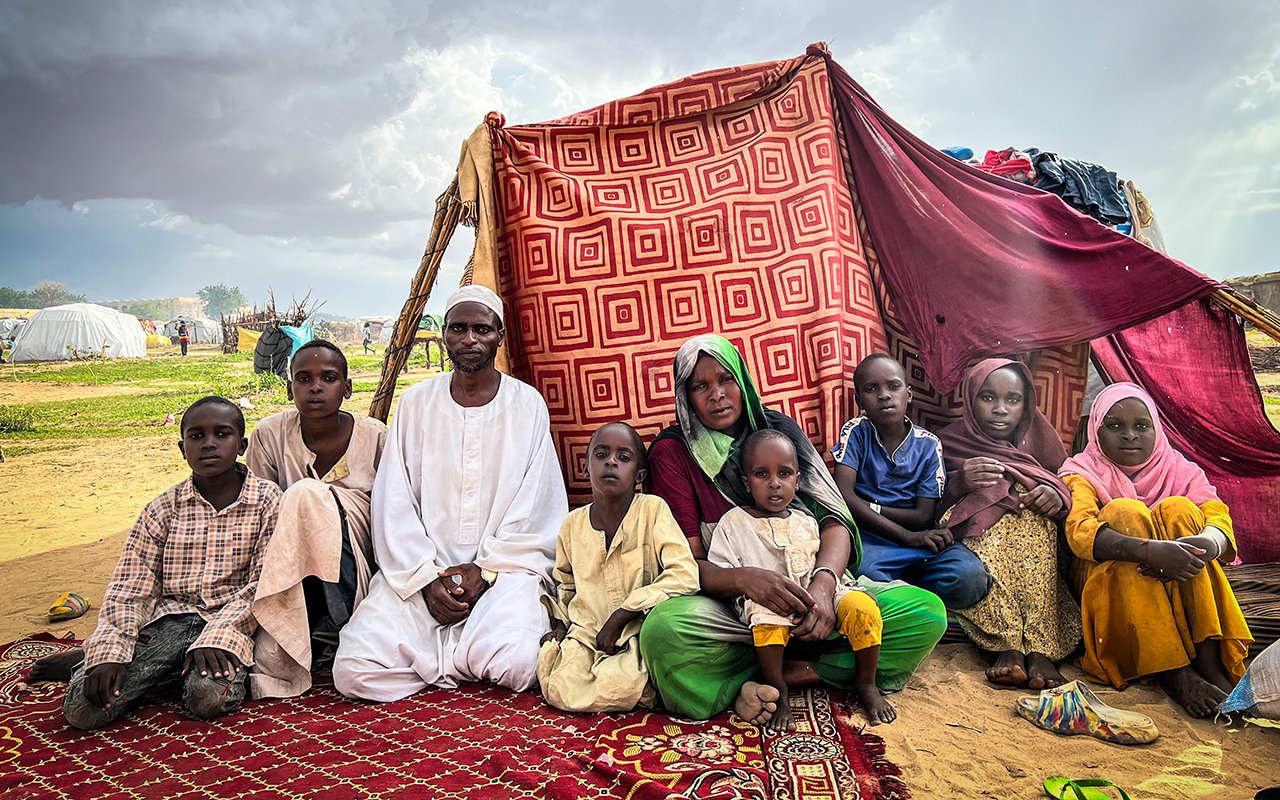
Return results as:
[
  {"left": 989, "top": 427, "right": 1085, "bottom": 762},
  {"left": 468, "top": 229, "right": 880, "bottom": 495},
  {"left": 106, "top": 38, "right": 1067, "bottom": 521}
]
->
[{"left": 2, "top": 1, "right": 1277, "bottom": 318}]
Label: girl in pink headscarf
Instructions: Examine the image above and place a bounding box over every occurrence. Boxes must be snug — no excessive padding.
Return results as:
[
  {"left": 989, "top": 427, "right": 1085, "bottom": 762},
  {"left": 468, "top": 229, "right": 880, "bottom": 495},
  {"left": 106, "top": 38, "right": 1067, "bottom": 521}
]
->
[{"left": 1059, "top": 382, "right": 1252, "bottom": 719}]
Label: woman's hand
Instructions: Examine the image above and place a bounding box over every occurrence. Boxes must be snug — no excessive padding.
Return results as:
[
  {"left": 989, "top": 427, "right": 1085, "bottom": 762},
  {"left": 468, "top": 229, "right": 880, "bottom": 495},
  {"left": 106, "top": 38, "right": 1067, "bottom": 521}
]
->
[
  {"left": 1021, "top": 485, "right": 1065, "bottom": 518},
  {"left": 737, "top": 567, "right": 813, "bottom": 618},
  {"left": 792, "top": 571, "right": 837, "bottom": 641},
  {"left": 959, "top": 457, "right": 1004, "bottom": 493},
  {"left": 1137, "top": 539, "right": 1206, "bottom": 583}
]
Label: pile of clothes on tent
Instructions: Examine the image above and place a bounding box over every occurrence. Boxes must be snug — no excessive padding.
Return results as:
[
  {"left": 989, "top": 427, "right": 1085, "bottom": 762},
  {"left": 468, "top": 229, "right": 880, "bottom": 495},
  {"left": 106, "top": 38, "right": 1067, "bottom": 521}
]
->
[{"left": 943, "top": 146, "right": 1163, "bottom": 250}]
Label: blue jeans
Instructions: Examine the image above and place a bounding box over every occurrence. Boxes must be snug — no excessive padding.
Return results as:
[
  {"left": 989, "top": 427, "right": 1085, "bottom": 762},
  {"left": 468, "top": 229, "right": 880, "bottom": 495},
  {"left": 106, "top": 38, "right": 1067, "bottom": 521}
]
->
[
  {"left": 859, "top": 532, "right": 991, "bottom": 610},
  {"left": 63, "top": 614, "right": 246, "bottom": 730}
]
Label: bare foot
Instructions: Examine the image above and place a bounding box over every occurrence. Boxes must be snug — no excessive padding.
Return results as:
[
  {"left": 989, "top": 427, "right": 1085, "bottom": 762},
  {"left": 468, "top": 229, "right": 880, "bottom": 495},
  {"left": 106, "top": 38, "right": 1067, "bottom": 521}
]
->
[
  {"left": 1025, "top": 652, "right": 1065, "bottom": 690},
  {"left": 764, "top": 686, "right": 795, "bottom": 732},
  {"left": 733, "top": 680, "right": 780, "bottom": 726},
  {"left": 1159, "top": 665, "right": 1228, "bottom": 718},
  {"left": 1192, "top": 641, "right": 1235, "bottom": 695},
  {"left": 28, "top": 648, "right": 84, "bottom": 683},
  {"left": 985, "top": 650, "right": 1028, "bottom": 687},
  {"left": 856, "top": 681, "right": 896, "bottom": 725}
]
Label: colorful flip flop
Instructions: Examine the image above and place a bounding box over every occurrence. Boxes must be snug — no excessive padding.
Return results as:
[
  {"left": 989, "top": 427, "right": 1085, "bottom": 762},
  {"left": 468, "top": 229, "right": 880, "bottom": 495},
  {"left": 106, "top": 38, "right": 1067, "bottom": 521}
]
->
[
  {"left": 1044, "top": 776, "right": 1132, "bottom": 800},
  {"left": 47, "top": 592, "right": 89, "bottom": 622},
  {"left": 1017, "top": 679, "right": 1158, "bottom": 745}
]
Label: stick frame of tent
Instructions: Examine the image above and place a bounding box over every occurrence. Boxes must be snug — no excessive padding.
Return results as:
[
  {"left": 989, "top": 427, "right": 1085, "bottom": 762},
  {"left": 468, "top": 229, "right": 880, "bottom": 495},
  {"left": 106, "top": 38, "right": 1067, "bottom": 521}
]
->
[
  {"left": 1212, "top": 288, "right": 1280, "bottom": 344},
  {"left": 369, "top": 177, "right": 464, "bottom": 422}
]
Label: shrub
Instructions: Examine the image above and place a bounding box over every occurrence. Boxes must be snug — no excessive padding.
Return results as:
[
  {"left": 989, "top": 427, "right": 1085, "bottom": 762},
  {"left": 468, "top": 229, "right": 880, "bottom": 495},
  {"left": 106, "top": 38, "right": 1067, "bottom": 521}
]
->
[{"left": 0, "top": 405, "right": 37, "bottom": 433}]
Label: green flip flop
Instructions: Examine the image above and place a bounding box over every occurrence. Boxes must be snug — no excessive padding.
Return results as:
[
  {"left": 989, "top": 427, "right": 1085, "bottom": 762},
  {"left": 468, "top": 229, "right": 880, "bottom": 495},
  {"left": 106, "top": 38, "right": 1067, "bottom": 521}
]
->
[{"left": 1044, "top": 776, "right": 1132, "bottom": 800}]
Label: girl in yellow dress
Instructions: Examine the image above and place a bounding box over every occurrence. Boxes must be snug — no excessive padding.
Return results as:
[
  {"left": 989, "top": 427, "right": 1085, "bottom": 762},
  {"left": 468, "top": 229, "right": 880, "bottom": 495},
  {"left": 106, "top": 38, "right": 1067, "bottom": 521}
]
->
[{"left": 1059, "top": 382, "right": 1251, "bottom": 718}]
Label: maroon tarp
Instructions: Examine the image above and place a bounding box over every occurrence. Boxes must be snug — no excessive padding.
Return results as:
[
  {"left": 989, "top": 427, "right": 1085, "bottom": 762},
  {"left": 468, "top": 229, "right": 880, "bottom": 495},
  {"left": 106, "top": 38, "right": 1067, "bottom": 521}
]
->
[
  {"left": 824, "top": 51, "right": 1220, "bottom": 394},
  {"left": 1093, "top": 302, "right": 1280, "bottom": 563},
  {"left": 821, "top": 48, "right": 1277, "bottom": 559}
]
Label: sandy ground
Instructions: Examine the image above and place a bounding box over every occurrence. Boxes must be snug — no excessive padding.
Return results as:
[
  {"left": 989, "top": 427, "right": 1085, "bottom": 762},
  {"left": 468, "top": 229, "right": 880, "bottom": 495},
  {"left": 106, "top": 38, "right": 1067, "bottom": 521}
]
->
[{"left": 2, "top": 368, "right": 1277, "bottom": 799}]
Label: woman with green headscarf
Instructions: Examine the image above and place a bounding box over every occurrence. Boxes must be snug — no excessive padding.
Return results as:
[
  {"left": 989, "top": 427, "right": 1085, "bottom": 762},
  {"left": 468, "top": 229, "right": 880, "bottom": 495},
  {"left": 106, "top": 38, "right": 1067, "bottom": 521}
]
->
[{"left": 640, "top": 335, "right": 946, "bottom": 723}]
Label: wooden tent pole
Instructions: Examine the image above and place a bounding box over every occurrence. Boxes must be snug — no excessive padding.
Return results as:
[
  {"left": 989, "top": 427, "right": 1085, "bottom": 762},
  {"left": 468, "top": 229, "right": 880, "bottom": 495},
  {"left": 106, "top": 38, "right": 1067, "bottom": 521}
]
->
[
  {"left": 1211, "top": 288, "right": 1280, "bottom": 344},
  {"left": 368, "top": 178, "right": 465, "bottom": 422}
]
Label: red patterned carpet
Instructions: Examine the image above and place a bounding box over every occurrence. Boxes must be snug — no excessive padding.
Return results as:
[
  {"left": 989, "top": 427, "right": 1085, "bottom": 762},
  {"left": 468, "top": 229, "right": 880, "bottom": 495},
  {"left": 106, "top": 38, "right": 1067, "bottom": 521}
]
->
[{"left": 1, "top": 635, "right": 907, "bottom": 799}]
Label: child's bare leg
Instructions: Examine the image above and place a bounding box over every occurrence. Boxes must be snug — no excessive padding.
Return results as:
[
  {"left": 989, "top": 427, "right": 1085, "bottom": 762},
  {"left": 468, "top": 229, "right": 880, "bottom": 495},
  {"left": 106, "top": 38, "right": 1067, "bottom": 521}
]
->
[
  {"left": 756, "top": 643, "right": 794, "bottom": 732},
  {"left": 985, "top": 650, "right": 1028, "bottom": 687},
  {"left": 854, "top": 644, "right": 895, "bottom": 724},
  {"left": 781, "top": 660, "right": 823, "bottom": 687},
  {"left": 1191, "top": 638, "right": 1234, "bottom": 694},
  {"left": 1024, "top": 652, "right": 1065, "bottom": 690}
]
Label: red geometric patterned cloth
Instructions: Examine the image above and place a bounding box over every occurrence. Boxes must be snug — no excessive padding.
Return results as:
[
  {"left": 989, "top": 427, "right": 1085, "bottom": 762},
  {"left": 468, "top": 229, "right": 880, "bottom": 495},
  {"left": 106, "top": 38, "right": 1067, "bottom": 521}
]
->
[
  {"left": 0, "top": 635, "right": 908, "bottom": 799},
  {"left": 490, "top": 52, "right": 1085, "bottom": 502}
]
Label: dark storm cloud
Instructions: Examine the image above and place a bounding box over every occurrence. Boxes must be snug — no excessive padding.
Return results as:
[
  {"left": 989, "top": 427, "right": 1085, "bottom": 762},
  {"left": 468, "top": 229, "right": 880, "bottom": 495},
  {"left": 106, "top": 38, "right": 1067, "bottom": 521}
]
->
[{"left": 1, "top": 0, "right": 1276, "bottom": 314}]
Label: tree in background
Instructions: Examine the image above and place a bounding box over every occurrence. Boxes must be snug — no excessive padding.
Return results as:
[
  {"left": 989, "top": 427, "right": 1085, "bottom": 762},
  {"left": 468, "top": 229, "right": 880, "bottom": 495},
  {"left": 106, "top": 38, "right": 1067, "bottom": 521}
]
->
[
  {"left": 198, "top": 284, "right": 246, "bottom": 318},
  {"left": 30, "top": 280, "right": 87, "bottom": 308},
  {"left": 122, "top": 299, "right": 168, "bottom": 320},
  {"left": 0, "top": 286, "right": 36, "bottom": 308}
]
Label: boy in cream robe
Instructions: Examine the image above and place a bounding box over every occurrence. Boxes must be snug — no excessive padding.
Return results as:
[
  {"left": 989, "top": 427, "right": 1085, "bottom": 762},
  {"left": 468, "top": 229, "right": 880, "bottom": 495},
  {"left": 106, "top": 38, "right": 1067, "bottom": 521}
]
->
[{"left": 538, "top": 422, "right": 698, "bottom": 712}]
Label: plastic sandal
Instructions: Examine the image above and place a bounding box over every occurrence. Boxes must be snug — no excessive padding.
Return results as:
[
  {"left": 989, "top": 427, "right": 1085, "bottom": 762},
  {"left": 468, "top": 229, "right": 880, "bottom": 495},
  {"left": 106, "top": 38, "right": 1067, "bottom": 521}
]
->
[
  {"left": 1044, "top": 776, "right": 1132, "bottom": 800},
  {"left": 47, "top": 592, "right": 89, "bottom": 622},
  {"left": 1017, "top": 679, "right": 1158, "bottom": 745}
]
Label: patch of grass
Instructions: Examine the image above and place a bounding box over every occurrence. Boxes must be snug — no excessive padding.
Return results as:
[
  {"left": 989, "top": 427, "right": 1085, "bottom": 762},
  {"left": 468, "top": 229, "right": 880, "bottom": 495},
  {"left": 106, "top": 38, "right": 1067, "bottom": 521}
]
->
[
  {"left": 0, "top": 405, "right": 37, "bottom": 433},
  {"left": 1, "top": 352, "right": 256, "bottom": 388},
  {"left": 351, "top": 378, "right": 418, "bottom": 393},
  {"left": 4, "top": 391, "right": 294, "bottom": 442}
]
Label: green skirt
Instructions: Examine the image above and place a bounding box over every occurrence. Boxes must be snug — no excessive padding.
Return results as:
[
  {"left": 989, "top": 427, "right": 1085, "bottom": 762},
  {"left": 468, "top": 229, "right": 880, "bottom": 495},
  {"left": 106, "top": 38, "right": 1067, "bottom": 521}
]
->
[{"left": 638, "top": 581, "right": 945, "bottom": 719}]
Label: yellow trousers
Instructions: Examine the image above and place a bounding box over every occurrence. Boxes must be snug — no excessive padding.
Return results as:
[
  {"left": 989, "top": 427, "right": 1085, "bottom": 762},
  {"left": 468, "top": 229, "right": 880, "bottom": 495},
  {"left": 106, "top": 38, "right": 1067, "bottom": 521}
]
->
[
  {"left": 753, "top": 591, "right": 883, "bottom": 650},
  {"left": 1077, "top": 497, "right": 1251, "bottom": 688}
]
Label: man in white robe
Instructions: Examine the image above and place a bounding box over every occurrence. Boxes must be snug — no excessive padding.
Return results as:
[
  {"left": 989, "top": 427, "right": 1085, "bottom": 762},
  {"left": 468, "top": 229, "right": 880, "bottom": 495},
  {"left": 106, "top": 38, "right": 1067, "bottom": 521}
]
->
[{"left": 332, "top": 286, "right": 568, "bottom": 701}]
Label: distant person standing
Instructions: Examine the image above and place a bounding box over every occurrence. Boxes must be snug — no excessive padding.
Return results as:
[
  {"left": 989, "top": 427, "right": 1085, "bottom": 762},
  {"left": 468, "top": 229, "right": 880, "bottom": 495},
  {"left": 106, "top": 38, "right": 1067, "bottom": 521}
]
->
[
  {"left": 178, "top": 322, "right": 190, "bottom": 357},
  {"left": 362, "top": 323, "right": 374, "bottom": 355}
]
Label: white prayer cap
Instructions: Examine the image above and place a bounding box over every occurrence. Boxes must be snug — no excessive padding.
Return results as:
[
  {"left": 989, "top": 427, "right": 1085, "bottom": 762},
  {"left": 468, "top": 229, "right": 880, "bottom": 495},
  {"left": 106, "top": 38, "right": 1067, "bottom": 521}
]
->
[{"left": 444, "top": 284, "right": 504, "bottom": 325}]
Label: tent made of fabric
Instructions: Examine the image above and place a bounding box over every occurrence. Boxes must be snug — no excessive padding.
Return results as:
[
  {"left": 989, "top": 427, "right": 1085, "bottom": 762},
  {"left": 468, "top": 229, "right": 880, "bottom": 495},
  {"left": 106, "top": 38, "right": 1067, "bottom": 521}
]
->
[
  {"left": 237, "top": 326, "right": 262, "bottom": 354},
  {"left": 253, "top": 325, "right": 293, "bottom": 377},
  {"left": 372, "top": 44, "right": 1280, "bottom": 561},
  {"left": 280, "top": 322, "right": 315, "bottom": 356},
  {"left": 163, "top": 316, "right": 222, "bottom": 345},
  {"left": 0, "top": 318, "right": 27, "bottom": 341},
  {"left": 10, "top": 303, "right": 146, "bottom": 362}
]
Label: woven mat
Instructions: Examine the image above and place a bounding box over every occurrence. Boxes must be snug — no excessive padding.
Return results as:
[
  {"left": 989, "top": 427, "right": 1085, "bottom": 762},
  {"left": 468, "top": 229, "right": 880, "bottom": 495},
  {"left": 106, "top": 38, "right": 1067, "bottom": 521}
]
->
[
  {"left": 1226, "top": 562, "right": 1280, "bottom": 657},
  {"left": 0, "top": 634, "right": 908, "bottom": 799}
]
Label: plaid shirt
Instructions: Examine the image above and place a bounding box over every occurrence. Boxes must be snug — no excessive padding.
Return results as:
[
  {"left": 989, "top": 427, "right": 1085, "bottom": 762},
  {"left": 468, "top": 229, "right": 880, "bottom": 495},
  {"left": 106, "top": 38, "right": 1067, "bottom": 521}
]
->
[{"left": 83, "top": 465, "right": 281, "bottom": 670}]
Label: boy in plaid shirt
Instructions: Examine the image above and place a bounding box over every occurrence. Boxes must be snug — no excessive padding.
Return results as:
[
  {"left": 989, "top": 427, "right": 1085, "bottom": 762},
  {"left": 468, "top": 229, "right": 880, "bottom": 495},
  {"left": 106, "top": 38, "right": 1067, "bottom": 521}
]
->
[{"left": 63, "top": 396, "right": 280, "bottom": 729}]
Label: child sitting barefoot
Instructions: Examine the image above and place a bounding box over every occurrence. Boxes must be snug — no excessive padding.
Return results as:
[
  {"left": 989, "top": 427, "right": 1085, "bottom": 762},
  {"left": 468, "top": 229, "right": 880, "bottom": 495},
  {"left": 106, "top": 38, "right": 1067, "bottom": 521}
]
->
[
  {"left": 709, "top": 429, "right": 894, "bottom": 730},
  {"left": 537, "top": 422, "right": 699, "bottom": 713},
  {"left": 61, "top": 396, "right": 280, "bottom": 729},
  {"left": 1059, "top": 382, "right": 1252, "bottom": 718}
]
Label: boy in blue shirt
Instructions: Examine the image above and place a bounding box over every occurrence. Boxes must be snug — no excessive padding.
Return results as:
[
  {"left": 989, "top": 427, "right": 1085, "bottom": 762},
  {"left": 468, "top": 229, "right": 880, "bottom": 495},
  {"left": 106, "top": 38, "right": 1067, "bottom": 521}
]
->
[{"left": 832, "top": 354, "right": 990, "bottom": 609}]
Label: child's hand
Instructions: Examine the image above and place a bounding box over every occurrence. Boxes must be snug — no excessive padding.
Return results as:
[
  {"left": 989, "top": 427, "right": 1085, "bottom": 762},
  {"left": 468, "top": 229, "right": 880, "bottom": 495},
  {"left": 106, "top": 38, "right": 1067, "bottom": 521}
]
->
[
  {"left": 183, "top": 648, "right": 242, "bottom": 680},
  {"left": 1137, "top": 539, "right": 1206, "bottom": 583},
  {"left": 1175, "top": 533, "right": 1222, "bottom": 566},
  {"left": 596, "top": 608, "right": 643, "bottom": 655},
  {"left": 1021, "top": 485, "right": 1065, "bottom": 518},
  {"left": 85, "top": 663, "right": 127, "bottom": 709},
  {"left": 541, "top": 622, "right": 568, "bottom": 646},
  {"left": 959, "top": 457, "right": 1004, "bottom": 492},
  {"left": 903, "top": 528, "right": 953, "bottom": 554}
]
